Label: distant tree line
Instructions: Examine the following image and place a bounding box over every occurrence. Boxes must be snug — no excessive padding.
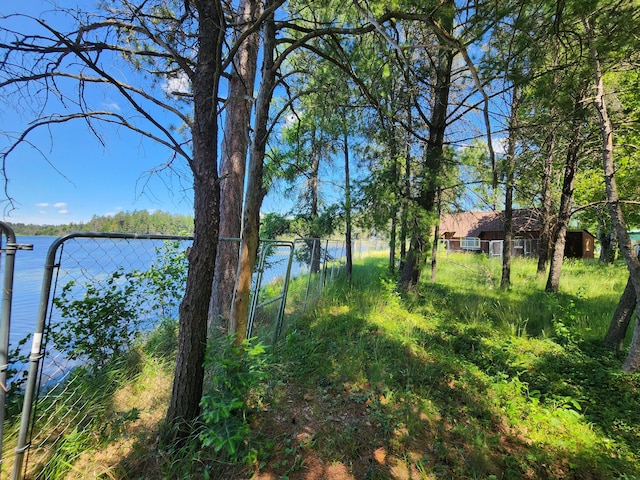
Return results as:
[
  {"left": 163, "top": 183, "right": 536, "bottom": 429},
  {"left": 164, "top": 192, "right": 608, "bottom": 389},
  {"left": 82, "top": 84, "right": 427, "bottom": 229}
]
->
[{"left": 6, "top": 210, "right": 194, "bottom": 237}]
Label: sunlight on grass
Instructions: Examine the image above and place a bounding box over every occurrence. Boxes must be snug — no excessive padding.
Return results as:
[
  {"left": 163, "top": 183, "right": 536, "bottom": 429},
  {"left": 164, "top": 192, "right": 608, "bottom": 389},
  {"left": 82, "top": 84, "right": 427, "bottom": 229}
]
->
[{"left": 267, "top": 253, "right": 639, "bottom": 479}]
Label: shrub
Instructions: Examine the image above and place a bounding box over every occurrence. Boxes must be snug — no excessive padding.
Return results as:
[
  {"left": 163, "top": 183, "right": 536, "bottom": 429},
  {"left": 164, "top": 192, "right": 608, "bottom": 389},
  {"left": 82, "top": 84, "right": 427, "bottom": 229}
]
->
[
  {"left": 199, "top": 335, "right": 272, "bottom": 463},
  {"left": 52, "top": 269, "right": 143, "bottom": 368}
]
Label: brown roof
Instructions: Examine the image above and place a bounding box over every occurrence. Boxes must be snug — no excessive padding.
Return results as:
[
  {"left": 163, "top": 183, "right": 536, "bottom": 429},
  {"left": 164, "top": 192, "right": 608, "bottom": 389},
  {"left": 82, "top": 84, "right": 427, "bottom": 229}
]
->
[{"left": 439, "top": 209, "right": 544, "bottom": 237}]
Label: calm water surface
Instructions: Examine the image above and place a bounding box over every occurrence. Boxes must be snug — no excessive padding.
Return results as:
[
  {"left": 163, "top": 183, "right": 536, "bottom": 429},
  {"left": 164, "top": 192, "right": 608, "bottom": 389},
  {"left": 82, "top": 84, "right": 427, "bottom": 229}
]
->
[{"left": 8, "top": 236, "right": 55, "bottom": 346}]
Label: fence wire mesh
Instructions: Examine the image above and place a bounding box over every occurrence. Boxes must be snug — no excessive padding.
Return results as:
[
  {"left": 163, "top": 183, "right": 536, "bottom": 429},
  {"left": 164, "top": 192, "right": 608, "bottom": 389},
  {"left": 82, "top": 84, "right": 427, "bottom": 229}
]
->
[
  {"left": 13, "top": 233, "right": 193, "bottom": 480},
  {"left": 3, "top": 233, "right": 356, "bottom": 479}
]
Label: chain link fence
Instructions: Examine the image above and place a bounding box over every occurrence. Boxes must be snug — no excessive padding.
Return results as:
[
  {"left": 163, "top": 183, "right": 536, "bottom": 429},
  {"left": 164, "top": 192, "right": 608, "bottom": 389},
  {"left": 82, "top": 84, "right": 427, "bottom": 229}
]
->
[
  {"left": 0, "top": 232, "right": 359, "bottom": 479},
  {"left": 10, "top": 233, "right": 193, "bottom": 480}
]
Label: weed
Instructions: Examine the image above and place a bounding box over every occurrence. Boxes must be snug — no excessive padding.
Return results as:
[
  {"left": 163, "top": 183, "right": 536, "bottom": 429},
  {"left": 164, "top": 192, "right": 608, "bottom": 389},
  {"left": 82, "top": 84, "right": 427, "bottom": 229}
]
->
[{"left": 199, "top": 334, "right": 273, "bottom": 464}]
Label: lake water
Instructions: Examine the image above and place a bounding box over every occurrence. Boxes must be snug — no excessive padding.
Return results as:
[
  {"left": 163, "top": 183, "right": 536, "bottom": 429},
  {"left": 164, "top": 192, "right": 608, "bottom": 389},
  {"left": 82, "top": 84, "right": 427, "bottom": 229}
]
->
[
  {"left": 3, "top": 235, "right": 196, "bottom": 352},
  {"left": 5, "top": 236, "right": 54, "bottom": 347}
]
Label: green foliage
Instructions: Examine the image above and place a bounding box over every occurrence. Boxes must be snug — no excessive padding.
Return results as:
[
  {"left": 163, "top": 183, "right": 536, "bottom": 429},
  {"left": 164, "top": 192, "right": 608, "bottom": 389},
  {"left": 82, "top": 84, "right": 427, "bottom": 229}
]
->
[
  {"left": 260, "top": 212, "right": 291, "bottom": 239},
  {"left": 199, "top": 335, "right": 272, "bottom": 463},
  {"left": 5, "top": 333, "right": 31, "bottom": 401},
  {"left": 290, "top": 203, "right": 341, "bottom": 240},
  {"left": 6, "top": 210, "right": 194, "bottom": 236},
  {"left": 271, "top": 253, "right": 640, "bottom": 479},
  {"left": 27, "top": 251, "right": 640, "bottom": 479},
  {"left": 137, "top": 240, "right": 188, "bottom": 318},
  {"left": 51, "top": 241, "right": 187, "bottom": 368},
  {"left": 52, "top": 269, "right": 143, "bottom": 367},
  {"left": 39, "top": 428, "right": 93, "bottom": 480},
  {"left": 142, "top": 316, "right": 179, "bottom": 360}
]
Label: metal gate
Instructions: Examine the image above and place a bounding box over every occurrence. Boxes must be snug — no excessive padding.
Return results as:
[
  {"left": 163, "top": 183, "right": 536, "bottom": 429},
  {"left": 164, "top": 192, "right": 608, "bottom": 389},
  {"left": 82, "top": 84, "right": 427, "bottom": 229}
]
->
[{"left": 11, "top": 232, "right": 193, "bottom": 480}]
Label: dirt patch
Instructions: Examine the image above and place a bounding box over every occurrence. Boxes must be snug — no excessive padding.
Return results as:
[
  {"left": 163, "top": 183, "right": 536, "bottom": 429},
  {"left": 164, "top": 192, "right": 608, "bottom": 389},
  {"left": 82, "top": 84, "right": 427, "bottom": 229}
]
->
[{"left": 250, "top": 381, "right": 411, "bottom": 479}]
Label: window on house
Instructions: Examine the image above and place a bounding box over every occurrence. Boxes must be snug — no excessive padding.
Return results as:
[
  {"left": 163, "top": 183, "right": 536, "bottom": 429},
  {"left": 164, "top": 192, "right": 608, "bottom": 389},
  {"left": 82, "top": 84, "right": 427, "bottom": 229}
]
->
[{"left": 461, "top": 237, "right": 481, "bottom": 250}]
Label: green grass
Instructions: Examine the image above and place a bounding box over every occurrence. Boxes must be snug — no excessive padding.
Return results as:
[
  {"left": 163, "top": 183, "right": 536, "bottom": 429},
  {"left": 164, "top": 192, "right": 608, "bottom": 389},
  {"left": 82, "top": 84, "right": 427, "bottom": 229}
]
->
[
  {"left": 256, "top": 252, "right": 640, "bottom": 479},
  {"left": 25, "top": 251, "right": 640, "bottom": 479}
]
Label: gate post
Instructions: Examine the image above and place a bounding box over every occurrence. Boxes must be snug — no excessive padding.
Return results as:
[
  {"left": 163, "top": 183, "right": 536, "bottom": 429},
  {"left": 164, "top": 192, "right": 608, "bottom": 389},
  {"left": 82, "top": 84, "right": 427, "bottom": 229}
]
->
[{"left": 0, "top": 222, "right": 32, "bottom": 472}]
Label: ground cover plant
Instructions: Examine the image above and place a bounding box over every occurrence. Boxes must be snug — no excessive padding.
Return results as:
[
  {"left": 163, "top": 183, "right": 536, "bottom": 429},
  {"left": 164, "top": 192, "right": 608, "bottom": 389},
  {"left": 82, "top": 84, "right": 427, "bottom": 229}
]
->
[{"left": 25, "top": 251, "right": 640, "bottom": 479}]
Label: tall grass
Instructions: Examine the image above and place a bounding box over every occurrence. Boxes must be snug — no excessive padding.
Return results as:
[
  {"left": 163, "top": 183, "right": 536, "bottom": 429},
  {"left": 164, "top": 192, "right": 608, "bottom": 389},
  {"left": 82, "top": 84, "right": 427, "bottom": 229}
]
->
[
  {"left": 431, "top": 253, "right": 628, "bottom": 341},
  {"left": 260, "top": 252, "right": 639, "bottom": 479}
]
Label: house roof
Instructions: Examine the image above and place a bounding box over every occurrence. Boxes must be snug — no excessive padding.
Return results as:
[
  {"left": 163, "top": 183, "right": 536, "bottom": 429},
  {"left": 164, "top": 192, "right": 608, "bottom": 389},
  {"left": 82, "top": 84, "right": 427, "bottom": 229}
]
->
[{"left": 440, "top": 209, "right": 545, "bottom": 237}]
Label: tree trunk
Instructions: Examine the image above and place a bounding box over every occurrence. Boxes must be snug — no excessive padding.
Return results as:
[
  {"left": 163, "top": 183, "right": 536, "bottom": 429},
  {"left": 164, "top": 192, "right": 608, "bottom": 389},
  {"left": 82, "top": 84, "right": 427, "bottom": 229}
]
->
[
  {"left": 598, "top": 220, "right": 617, "bottom": 263},
  {"left": 309, "top": 129, "right": 321, "bottom": 274},
  {"left": 537, "top": 133, "right": 555, "bottom": 275},
  {"left": 399, "top": 4, "right": 454, "bottom": 288},
  {"left": 343, "top": 132, "right": 353, "bottom": 280},
  {"left": 388, "top": 130, "right": 398, "bottom": 274},
  {"left": 399, "top": 134, "right": 411, "bottom": 270},
  {"left": 501, "top": 194, "right": 513, "bottom": 289},
  {"left": 501, "top": 86, "right": 519, "bottom": 290},
  {"left": 605, "top": 276, "right": 635, "bottom": 350},
  {"left": 389, "top": 214, "right": 397, "bottom": 274},
  {"left": 400, "top": 226, "right": 428, "bottom": 288},
  {"left": 584, "top": 14, "right": 640, "bottom": 371},
  {"left": 431, "top": 187, "right": 441, "bottom": 283},
  {"left": 537, "top": 49, "right": 561, "bottom": 276},
  {"left": 230, "top": 3, "right": 274, "bottom": 344},
  {"left": 210, "top": 0, "right": 260, "bottom": 332},
  {"left": 545, "top": 92, "right": 585, "bottom": 293},
  {"left": 165, "top": 0, "right": 223, "bottom": 438}
]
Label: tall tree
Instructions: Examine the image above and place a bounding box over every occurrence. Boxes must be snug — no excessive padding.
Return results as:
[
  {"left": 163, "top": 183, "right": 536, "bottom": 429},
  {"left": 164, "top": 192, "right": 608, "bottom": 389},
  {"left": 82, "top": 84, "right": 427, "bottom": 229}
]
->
[
  {"left": 399, "top": 0, "right": 455, "bottom": 289},
  {"left": 230, "top": 2, "right": 277, "bottom": 343},
  {"left": 159, "top": 0, "right": 225, "bottom": 438},
  {"left": 210, "top": 0, "right": 262, "bottom": 333},
  {"left": 342, "top": 129, "right": 353, "bottom": 280},
  {"left": 0, "top": 0, "right": 228, "bottom": 436},
  {"left": 501, "top": 86, "right": 520, "bottom": 290},
  {"left": 545, "top": 87, "right": 589, "bottom": 293}
]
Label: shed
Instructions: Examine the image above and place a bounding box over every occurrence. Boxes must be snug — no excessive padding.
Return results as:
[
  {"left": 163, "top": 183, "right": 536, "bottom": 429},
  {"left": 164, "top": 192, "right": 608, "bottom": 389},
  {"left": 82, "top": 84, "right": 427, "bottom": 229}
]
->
[{"left": 565, "top": 230, "right": 595, "bottom": 259}]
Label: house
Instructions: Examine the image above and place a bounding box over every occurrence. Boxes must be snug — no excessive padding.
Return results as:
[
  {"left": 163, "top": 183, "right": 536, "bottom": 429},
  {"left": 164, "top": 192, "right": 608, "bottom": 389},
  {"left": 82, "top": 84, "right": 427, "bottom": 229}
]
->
[{"left": 439, "top": 210, "right": 595, "bottom": 259}]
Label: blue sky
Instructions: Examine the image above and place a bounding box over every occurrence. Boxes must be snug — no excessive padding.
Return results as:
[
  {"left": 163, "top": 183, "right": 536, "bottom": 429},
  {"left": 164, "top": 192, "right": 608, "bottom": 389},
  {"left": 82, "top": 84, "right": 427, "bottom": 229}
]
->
[
  {"left": 1, "top": 1, "right": 196, "bottom": 225},
  {"left": 2, "top": 106, "right": 195, "bottom": 225}
]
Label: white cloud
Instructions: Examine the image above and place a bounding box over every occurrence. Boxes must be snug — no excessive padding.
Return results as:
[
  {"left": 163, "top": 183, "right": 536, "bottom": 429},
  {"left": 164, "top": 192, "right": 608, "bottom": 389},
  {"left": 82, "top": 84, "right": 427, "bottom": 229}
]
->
[
  {"left": 104, "top": 207, "right": 122, "bottom": 217},
  {"left": 492, "top": 137, "right": 507, "bottom": 156},
  {"left": 162, "top": 72, "right": 191, "bottom": 96},
  {"left": 103, "top": 101, "right": 121, "bottom": 111},
  {"left": 58, "top": 209, "right": 68, "bottom": 215},
  {"left": 54, "top": 202, "right": 67, "bottom": 208},
  {"left": 35, "top": 202, "right": 49, "bottom": 207}
]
